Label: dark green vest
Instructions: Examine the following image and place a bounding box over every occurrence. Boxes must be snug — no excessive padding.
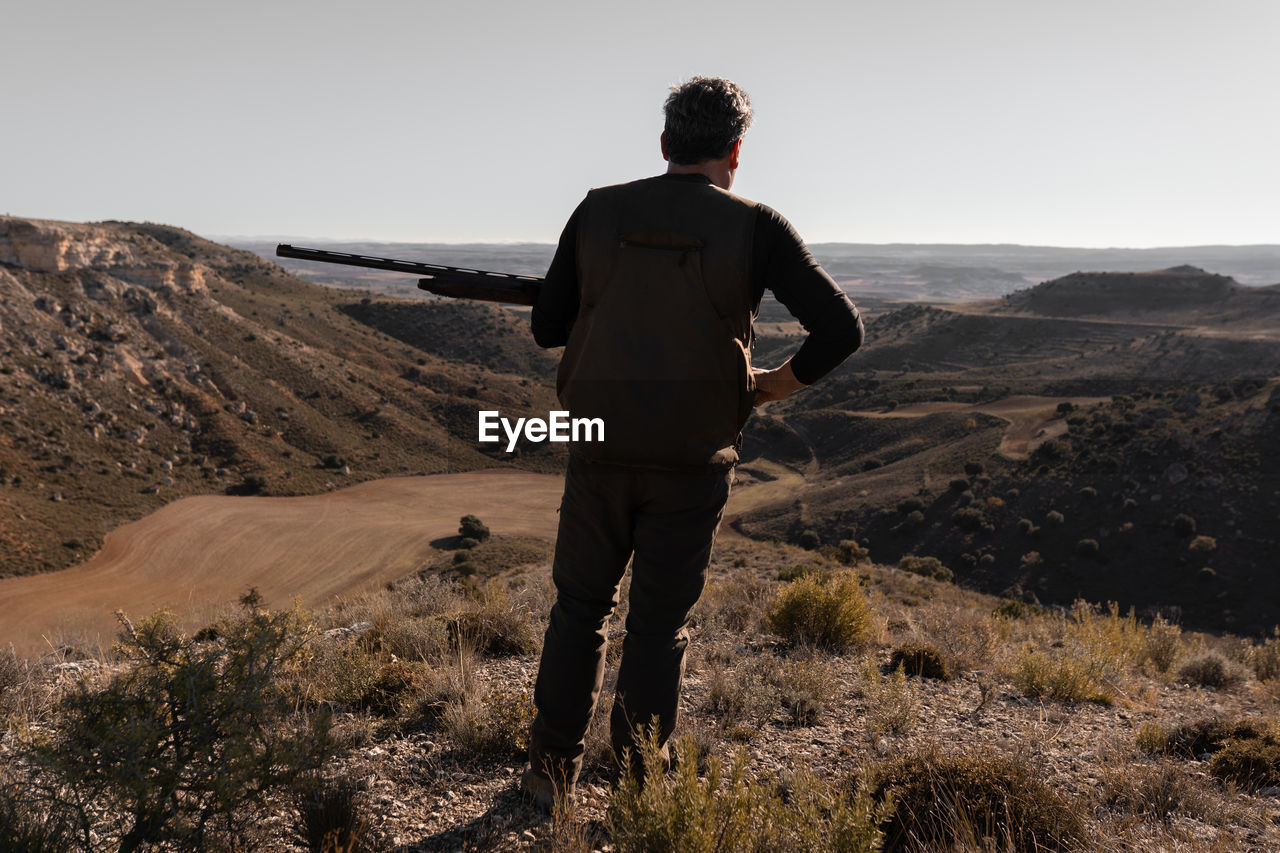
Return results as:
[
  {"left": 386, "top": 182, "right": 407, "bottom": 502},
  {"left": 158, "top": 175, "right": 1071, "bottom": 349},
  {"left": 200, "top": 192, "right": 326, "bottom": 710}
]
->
[{"left": 557, "top": 176, "right": 758, "bottom": 469}]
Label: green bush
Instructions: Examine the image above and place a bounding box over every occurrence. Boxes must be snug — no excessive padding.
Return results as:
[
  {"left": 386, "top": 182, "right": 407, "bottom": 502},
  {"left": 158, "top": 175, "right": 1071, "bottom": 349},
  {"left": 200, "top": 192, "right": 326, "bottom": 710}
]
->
[
  {"left": 897, "top": 555, "right": 953, "bottom": 583},
  {"left": 23, "top": 593, "right": 334, "bottom": 852},
  {"left": 458, "top": 514, "right": 491, "bottom": 542},
  {"left": 767, "top": 571, "right": 875, "bottom": 652}
]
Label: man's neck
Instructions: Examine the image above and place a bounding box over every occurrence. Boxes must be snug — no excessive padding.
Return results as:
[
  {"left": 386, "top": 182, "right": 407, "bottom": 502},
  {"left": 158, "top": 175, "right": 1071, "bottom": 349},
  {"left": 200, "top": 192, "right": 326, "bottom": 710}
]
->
[{"left": 666, "top": 160, "right": 734, "bottom": 191}]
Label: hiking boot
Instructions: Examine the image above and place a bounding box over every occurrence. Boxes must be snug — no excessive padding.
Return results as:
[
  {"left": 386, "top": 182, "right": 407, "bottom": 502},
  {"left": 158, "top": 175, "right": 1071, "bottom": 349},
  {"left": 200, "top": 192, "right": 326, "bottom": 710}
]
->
[{"left": 520, "top": 767, "right": 572, "bottom": 814}]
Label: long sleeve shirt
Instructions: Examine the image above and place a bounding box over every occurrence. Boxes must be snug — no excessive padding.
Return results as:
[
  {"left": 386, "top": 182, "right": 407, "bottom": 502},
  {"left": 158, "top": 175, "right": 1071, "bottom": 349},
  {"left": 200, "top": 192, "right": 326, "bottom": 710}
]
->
[{"left": 531, "top": 172, "right": 864, "bottom": 385}]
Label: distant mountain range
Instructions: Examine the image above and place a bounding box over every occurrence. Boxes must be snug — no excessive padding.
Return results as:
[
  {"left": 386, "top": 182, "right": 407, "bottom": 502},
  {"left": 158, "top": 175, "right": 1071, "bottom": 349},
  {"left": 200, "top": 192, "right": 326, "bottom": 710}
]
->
[{"left": 233, "top": 239, "right": 1280, "bottom": 305}]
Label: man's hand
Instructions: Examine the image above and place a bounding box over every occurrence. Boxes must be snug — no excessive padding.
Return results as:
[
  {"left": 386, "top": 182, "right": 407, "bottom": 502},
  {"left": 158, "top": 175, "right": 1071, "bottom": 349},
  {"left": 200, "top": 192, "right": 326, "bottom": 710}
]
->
[{"left": 752, "top": 359, "right": 806, "bottom": 407}]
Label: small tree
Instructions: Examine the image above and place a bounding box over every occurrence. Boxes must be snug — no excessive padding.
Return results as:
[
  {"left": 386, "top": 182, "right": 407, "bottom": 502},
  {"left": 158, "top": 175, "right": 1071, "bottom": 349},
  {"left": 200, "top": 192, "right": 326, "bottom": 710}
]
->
[
  {"left": 458, "top": 514, "right": 491, "bottom": 542},
  {"left": 26, "top": 592, "right": 334, "bottom": 851}
]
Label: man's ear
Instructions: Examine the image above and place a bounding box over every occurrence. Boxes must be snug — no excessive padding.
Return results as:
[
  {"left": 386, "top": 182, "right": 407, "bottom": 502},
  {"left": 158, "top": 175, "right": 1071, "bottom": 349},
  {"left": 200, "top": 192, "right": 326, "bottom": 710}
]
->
[
  {"left": 660, "top": 132, "right": 670, "bottom": 162},
  {"left": 728, "top": 138, "right": 742, "bottom": 170}
]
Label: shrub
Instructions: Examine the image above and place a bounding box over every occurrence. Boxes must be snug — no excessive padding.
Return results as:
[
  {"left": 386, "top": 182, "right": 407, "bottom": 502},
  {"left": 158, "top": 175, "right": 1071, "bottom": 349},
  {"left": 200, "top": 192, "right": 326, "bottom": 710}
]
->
[
  {"left": 897, "top": 556, "right": 952, "bottom": 582},
  {"left": 963, "top": 461, "right": 985, "bottom": 476},
  {"left": 860, "top": 662, "right": 918, "bottom": 737},
  {"left": 450, "top": 582, "right": 540, "bottom": 657},
  {"left": 1209, "top": 736, "right": 1280, "bottom": 788},
  {"left": 767, "top": 571, "right": 875, "bottom": 652},
  {"left": 1009, "top": 645, "right": 1110, "bottom": 704},
  {"left": 1173, "top": 514, "right": 1196, "bottom": 537},
  {"left": 25, "top": 594, "right": 335, "bottom": 851},
  {"left": 951, "top": 507, "right": 985, "bottom": 532},
  {"left": 1135, "top": 722, "right": 1169, "bottom": 754},
  {"left": 1144, "top": 615, "right": 1182, "bottom": 673},
  {"left": 293, "top": 775, "right": 369, "bottom": 853},
  {"left": 796, "top": 529, "right": 821, "bottom": 550},
  {"left": 457, "top": 536, "right": 480, "bottom": 550},
  {"left": 1176, "top": 651, "right": 1246, "bottom": 689},
  {"left": 889, "top": 644, "right": 952, "bottom": 681},
  {"left": 1078, "top": 486, "right": 1096, "bottom": 499},
  {"left": 864, "top": 746, "right": 1087, "bottom": 852},
  {"left": 1189, "top": 535, "right": 1216, "bottom": 553},
  {"left": 993, "top": 599, "right": 1041, "bottom": 620},
  {"left": 458, "top": 514, "right": 490, "bottom": 542},
  {"left": 777, "top": 563, "right": 824, "bottom": 583},
  {"left": 774, "top": 656, "right": 835, "bottom": 727},
  {"left": 1045, "top": 510, "right": 1065, "bottom": 527},
  {"left": 439, "top": 686, "right": 533, "bottom": 758},
  {"left": 609, "top": 733, "right": 887, "bottom": 853},
  {"left": 1164, "top": 716, "right": 1271, "bottom": 757},
  {"left": 897, "top": 497, "right": 926, "bottom": 514},
  {"left": 1075, "top": 538, "right": 1099, "bottom": 558},
  {"left": 1016, "top": 518, "right": 1036, "bottom": 535},
  {"left": 703, "top": 656, "right": 780, "bottom": 731},
  {"left": 948, "top": 478, "right": 970, "bottom": 492}
]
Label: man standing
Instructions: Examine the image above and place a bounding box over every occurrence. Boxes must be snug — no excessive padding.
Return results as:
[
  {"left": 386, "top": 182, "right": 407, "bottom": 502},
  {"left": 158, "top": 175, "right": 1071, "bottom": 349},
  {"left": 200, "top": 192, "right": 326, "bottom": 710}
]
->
[{"left": 523, "top": 76, "right": 863, "bottom": 808}]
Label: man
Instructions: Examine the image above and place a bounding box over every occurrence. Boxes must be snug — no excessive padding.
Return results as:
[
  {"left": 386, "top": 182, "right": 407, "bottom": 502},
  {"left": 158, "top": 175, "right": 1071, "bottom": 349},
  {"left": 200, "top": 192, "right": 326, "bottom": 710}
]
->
[{"left": 522, "top": 76, "right": 863, "bottom": 809}]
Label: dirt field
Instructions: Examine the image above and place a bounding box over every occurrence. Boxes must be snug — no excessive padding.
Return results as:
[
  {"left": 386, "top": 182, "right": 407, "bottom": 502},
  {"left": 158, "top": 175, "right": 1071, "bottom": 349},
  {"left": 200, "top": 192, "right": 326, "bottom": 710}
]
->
[{"left": 0, "top": 471, "right": 564, "bottom": 658}]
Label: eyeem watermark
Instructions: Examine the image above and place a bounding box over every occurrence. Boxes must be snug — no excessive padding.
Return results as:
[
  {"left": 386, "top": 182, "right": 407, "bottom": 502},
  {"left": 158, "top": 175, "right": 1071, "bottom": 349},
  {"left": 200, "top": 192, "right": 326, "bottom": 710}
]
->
[{"left": 478, "top": 410, "right": 604, "bottom": 452}]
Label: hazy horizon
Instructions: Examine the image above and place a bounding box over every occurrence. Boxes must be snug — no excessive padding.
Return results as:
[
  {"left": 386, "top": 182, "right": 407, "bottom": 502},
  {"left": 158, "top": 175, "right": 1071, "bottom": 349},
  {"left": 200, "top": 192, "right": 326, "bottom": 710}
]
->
[{"left": 5, "top": 0, "right": 1277, "bottom": 247}]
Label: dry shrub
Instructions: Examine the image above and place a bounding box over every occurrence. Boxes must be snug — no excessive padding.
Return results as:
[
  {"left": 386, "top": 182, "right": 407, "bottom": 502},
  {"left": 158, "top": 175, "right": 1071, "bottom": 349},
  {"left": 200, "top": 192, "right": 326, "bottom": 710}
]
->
[
  {"left": 438, "top": 685, "right": 534, "bottom": 758},
  {"left": 1248, "top": 629, "right": 1280, "bottom": 682},
  {"left": 773, "top": 653, "right": 836, "bottom": 726},
  {"left": 294, "top": 774, "right": 369, "bottom": 853},
  {"left": 864, "top": 745, "right": 1087, "bottom": 852},
  {"left": 1099, "top": 758, "right": 1216, "bottom": 825},
  {"left": 1067, "top": 600, "right": 1146, "bottom": 675},
  {"left": 1134, "top": 721, "right": 1168, "bottom": 754},
  {"left": 1175, "top": 650, "right": 1247, "bottom": 689},
  {"left": 1008, "top": 645, "right": 1111, "bottom": 704},
  {"left": 694, "top": 576, "right": 771, "bottom": 633},
  {"left": 703, "top": 655, "right": 779, "bottom": 731},
  {"left": 888, "top": 644, "right": 952, "bottom": 681},
  {"left": 1209, "top": 735, "right": 1280, "bottom": 788},
  {"left": 609, "top": 732, "right": 887, "bottom": 853},
  {"left": 858, "top": 661, "right": 918, "bottom": 737},
  {"left": 451, "top": 581, "right": 540, "bottom": 657},
  {"left": 1142, "top": 615, "right": 1181, "bottom": 674},
  {"left": 767, "top": 570, "right": 875, "bottom": 652},
  {"left": 1164, "top": 716, "right": 1272, "bottom": 757}
]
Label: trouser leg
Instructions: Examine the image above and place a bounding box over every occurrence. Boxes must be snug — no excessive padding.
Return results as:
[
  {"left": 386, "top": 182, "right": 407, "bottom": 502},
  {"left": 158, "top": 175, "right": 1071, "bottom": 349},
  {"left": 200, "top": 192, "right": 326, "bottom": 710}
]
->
[
  {"left": 528, "top": 457, "right": 633, "bottom": 787},
  {"left": 610, "top": 466, "right": 732, "bottom": 769}
]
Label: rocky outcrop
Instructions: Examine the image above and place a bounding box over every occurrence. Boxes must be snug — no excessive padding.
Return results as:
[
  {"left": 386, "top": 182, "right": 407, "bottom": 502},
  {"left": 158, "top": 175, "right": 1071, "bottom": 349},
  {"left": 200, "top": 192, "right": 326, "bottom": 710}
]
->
[{"left": 0, "top": 216, "right": 206, "bottom": 294}]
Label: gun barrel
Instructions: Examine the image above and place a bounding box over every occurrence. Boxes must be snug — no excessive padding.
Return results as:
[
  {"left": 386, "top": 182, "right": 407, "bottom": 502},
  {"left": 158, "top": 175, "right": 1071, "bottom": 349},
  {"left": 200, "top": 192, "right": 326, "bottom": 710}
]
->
[{"left": 274, "top": 244, "right": 542, "bottom": 306}]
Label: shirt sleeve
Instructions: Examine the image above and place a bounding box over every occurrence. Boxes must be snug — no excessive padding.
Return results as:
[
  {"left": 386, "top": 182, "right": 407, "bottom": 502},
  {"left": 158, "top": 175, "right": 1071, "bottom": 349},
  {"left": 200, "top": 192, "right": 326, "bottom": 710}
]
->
[
  {"left": 753, "top": 205, "right": 864, "bottom": 384},
  {"left": 530, "top": 200, "right": 584, "bottom": 348}
]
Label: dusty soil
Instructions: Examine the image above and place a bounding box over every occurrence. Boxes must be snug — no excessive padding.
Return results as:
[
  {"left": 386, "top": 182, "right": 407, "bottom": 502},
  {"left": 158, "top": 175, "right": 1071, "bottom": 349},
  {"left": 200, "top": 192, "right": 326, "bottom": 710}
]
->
[{"left": 0, "top": 470, "right": 563, "bottom": 657}]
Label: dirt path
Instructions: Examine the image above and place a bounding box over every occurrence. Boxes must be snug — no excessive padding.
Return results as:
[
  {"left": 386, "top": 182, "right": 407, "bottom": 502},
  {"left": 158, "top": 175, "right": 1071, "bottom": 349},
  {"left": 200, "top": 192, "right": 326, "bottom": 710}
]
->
[
  {"left": 1, "top": 470, "right": 563, "bottom": 658},
  {"left": 848, "top": 395, "right": 1110, "bottom": 460}
]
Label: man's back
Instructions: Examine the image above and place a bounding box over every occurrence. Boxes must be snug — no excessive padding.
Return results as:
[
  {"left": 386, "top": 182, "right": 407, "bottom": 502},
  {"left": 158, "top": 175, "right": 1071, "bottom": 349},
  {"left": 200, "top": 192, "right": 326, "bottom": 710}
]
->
[{"left": 556, "top": 175, "right": 760, "bottom": 469}]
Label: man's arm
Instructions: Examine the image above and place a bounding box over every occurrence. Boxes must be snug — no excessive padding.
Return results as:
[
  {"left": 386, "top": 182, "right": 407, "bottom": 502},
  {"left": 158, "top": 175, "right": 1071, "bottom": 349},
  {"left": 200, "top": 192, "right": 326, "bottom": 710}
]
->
[
  {"left": 751, "top": 205, "right": 864, "bottom": 404},
  {"left": 531, "top": 203, "right": 583, "bottom": 348}
]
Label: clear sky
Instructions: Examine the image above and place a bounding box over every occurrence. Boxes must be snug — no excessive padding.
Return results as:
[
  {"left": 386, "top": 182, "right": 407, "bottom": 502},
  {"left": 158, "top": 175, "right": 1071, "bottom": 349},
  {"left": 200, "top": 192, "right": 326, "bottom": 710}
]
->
[{"left": 4, "top": 0, "right": 1277, "bottom": 247}]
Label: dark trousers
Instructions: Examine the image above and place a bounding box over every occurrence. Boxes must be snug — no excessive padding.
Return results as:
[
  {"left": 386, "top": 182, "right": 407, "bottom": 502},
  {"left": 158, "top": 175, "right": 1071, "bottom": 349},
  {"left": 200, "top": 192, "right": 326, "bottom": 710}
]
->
[{"left": 528, "top": 454, "right": 733, "bottom": 785}]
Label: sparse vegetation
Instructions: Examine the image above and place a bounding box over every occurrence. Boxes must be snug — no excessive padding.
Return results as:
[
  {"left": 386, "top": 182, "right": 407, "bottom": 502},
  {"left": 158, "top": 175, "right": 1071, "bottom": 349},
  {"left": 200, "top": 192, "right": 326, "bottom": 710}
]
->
[
  {"left": 609, "top": 732, "right": 887, "bottom": 853},
  {"left": 864, "top": 746, "right": 1088, "bottom": 852},
  {"left": 767, "top": 570, "right": 875, "bottom": 652}
]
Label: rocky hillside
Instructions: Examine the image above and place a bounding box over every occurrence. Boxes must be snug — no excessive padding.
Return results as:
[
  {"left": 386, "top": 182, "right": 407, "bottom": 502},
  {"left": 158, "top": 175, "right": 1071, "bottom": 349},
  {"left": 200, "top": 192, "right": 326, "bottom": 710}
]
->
[{"left": 0, "top": 217, "right": 560, "bottom": 578}]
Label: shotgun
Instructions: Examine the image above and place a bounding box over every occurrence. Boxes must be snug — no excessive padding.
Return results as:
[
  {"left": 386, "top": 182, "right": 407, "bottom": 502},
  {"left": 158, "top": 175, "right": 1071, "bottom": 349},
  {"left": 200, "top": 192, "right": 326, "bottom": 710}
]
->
[{"left": 274, "top": 244, "right": 543, "bottom": 306}]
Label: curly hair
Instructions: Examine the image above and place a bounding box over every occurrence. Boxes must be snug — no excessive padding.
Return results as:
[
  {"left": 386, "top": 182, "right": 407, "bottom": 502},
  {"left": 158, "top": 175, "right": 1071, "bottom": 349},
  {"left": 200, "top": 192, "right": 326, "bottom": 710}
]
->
[{"left": 662, "top": 76, "right": 753, "bottom": 166}]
